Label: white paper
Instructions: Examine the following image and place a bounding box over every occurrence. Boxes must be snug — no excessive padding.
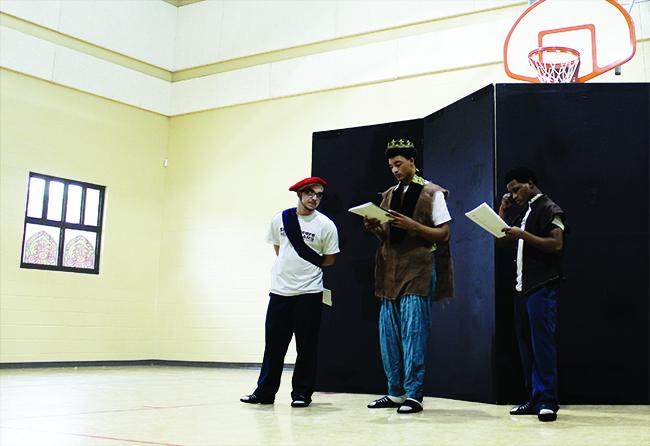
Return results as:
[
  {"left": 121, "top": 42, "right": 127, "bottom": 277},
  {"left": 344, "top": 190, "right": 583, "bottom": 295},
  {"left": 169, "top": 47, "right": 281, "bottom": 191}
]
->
[
  {"left": 322, "top": 289, "right": 332, "bottom": 307},
  {"left": 348, "top": 202, "right": 393, "bottom": 224},
  {"left": 465, "top": 202, "right": 510, "bottom": 238}
]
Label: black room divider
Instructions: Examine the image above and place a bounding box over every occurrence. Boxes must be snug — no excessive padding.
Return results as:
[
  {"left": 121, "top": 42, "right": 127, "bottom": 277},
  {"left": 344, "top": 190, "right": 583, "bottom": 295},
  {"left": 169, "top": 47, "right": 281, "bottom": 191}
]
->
[{"left": 312, "top": 83, "right": 649, "bottom": 404}]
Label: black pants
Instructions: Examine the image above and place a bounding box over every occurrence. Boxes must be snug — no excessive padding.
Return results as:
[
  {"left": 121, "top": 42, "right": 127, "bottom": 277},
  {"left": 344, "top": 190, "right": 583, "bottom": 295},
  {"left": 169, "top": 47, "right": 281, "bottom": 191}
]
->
[
  {"left": 254, "top": 292, "right": 322, "bottom": 401},
  {"left": 513, "top": 286, "right": 559, "bottom": 411}
]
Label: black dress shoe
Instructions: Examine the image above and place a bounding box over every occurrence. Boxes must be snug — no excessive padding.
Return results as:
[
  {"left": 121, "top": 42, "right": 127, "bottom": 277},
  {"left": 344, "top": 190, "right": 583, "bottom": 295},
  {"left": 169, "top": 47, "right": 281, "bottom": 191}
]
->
[
  {"left": 509, "top": 401, "right": 536, "bottom": 415},
  {"left": 240, "top": 394, "right": 274, "bottom": 404},
  {"left": 291, "top": 395, "right": 311, "bottom": 408},
  {"left": 367, "top": 396, "right": 402, "bottom": 409}
]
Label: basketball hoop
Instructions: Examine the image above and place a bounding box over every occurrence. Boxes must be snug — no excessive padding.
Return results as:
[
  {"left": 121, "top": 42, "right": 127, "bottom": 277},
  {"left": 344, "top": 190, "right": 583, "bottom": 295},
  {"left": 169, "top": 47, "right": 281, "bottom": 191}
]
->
[
  {"left": 504, "top": 0, "right": 637, "bottom": 83},
  {"left": 528, "top": 46, "right": 581, "bottom": 83}
]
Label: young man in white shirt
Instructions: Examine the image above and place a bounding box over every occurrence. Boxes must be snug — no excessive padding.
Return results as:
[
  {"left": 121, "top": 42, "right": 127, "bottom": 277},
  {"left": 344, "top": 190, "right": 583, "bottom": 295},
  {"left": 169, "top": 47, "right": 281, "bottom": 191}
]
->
[{"left": 241, "top": 177, "right": 339, "bottom": 408}]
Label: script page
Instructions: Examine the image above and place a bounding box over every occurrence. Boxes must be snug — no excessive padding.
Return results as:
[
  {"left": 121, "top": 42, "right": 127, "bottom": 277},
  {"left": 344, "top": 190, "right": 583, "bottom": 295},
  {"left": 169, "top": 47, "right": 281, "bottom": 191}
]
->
[
  {"left": 348, "top": 202, "right": 393, "bottom": 224},
  {"left": 465, "top": 202, "right": 510, "bottom": 238}
]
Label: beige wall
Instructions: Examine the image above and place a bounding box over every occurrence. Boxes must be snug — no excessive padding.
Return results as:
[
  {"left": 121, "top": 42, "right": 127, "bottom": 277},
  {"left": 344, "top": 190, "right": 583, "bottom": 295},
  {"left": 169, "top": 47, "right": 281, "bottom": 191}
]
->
[
  {"left": 2, "top": 37, "right": 648, "bottom": 364},
  {"left": 157, "top": 63, "right": 514, "bottom": 363},
  {"left": 158, "top": 41, "right": 650, "bottom": 364},
  {"left": 0, "top": 69, "right": 168, "bottom": 362}
]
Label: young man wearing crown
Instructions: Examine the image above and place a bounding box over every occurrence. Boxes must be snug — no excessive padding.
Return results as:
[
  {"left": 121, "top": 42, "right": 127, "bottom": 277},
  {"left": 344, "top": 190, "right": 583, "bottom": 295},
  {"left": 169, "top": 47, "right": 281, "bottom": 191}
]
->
[
  {"left": 363, "top": 139, "right": 454, "bottom": 414},
  {"left": 240, "top": 177, "right": 339, "bottom": 408}
]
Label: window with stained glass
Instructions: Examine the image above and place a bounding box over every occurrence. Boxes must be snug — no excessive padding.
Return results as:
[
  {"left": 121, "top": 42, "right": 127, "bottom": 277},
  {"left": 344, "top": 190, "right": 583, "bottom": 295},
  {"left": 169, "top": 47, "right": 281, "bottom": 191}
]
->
[{"left": 21, "top": 173, "right": 105, "bottom": 274}]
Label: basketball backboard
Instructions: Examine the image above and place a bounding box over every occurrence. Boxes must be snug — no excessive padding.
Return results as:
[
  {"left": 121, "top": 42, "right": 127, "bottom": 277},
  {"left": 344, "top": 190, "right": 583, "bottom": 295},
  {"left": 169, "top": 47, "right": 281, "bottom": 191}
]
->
[{"left": 504, "top": 0, "right": 637, "bottom": 82}]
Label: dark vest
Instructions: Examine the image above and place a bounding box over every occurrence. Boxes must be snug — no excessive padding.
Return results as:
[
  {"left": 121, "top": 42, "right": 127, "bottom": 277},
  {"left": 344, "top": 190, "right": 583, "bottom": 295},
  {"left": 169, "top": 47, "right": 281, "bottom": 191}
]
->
[
  {"left": 512, "top": 195, "right": 566, "bottom": 294},
  {"left": 374, "top": 182, "right": 454, "bottom": 301}
]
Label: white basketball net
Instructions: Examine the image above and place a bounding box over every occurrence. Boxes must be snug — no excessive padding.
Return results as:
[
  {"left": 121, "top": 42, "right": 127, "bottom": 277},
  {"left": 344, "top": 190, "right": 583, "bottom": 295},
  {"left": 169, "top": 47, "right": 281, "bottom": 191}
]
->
[{"left": 528, "top": 47, "right": 581, "bottom": 83}]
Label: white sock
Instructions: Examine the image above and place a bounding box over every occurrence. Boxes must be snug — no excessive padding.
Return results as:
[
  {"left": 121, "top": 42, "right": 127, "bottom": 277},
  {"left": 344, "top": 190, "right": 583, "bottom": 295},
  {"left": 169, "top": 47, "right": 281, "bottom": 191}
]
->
[{"left": 388, "top": 394, "right": 406, "bottom": 403}]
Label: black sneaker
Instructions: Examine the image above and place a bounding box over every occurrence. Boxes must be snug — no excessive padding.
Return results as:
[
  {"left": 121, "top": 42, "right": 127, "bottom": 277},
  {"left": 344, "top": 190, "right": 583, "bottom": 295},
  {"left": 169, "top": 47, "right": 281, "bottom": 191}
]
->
[
  {"left": 291, "top": 395, "right": 311, "bottom": 408},
  {"left": 537, "top": 404, "right": 558, "bottom": 422},
  {"left": 367, "top": 395, "right": 402, "bottom": 409},
  {"left": 509, "top": 401, "right": 536, "bottom": 415},
  {"left": 240, "top": 394, "right": 274, "bottom": 405},
  {"left": 397, "top": 398, "right": 423, "bottom": 414}
]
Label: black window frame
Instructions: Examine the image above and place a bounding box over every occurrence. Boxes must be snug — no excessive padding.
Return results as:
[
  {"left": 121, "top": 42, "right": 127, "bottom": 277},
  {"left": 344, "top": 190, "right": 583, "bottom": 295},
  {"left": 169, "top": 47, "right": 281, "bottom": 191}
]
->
[{"left": 20, "top": 172, "right": 106, "bottom": 275}]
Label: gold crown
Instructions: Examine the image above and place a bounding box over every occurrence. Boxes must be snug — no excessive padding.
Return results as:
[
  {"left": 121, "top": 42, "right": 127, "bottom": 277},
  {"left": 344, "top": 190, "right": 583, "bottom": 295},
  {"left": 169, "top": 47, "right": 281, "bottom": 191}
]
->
[{"left": 387, "top": 139, "right": 415, "bottom": 149}]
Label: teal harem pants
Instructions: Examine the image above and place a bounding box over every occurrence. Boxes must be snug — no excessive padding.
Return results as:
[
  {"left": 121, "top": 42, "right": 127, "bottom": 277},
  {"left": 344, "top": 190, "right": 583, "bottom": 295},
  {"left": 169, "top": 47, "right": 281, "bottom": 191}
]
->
[
  {"left": 379, "top": 259, "right": 437, "bottom": 401},
  {"left": 379, "top": 294, "right": 433, "bottom": 401}
]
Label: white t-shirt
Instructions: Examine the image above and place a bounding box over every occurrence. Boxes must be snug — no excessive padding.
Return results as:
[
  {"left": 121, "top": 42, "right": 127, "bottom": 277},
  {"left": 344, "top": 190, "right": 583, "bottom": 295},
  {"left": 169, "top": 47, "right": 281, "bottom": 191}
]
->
[{"left": 267, "top": 210, "right": 340, "bottom": 296}]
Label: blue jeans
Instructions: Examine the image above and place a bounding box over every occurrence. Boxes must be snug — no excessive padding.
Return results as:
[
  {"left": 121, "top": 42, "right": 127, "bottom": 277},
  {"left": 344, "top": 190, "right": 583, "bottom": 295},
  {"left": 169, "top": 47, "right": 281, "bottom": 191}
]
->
[
  {"left": 379, "top": 294, "right": 433, "bottom": 401},
  {"left": 514, "top": 286, "right": 559, "bottom": 412}
]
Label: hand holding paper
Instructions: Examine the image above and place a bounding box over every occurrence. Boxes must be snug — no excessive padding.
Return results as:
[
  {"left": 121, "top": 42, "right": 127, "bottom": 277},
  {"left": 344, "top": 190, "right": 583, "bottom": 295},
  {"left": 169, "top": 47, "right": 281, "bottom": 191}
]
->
[
  {"left": 349, "top": 202, "right": 393, "bottom": 224},
  {"left": 465, "top": 202, "right": 510, "bottom": 238}
]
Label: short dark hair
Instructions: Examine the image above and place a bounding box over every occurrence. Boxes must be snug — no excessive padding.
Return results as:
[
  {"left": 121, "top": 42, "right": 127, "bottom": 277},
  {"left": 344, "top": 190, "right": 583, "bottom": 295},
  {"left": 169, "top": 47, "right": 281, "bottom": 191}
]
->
[
  {"left": 385, "top": 146, "right": 417, "bottom": 160},
  {"left": 505, "top": 166, "right": 538, "bottom": 186}
]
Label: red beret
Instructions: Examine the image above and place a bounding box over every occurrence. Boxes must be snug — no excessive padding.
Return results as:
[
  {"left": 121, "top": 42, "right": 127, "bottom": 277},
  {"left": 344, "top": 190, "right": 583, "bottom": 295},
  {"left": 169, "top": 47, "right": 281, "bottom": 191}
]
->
[{"left": 289, "top": 176, "right": 328, "bottom": 192}]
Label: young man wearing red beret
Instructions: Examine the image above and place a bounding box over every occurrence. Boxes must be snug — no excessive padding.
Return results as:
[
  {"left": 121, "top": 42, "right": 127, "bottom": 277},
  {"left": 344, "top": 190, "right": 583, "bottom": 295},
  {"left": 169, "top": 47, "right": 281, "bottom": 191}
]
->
[
  {"left": 364, "top": 139, "right": 454, "bottom": 414},
  {"left": 241, "top": 177, "right": 339, "bottom": 408}
]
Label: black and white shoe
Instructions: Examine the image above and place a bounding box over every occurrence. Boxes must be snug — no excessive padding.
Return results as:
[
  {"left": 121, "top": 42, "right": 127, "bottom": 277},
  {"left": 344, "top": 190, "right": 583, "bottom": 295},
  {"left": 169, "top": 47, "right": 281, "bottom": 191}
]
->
[
  {"left": 240, "top": 394, "right": 274, "bottom": 405},
  {"left": 397, "top": 398, "right": 423, "bottom": 414},
  {"left": 537, "top": 405, "right": 558, "bottom": 422},
  {"left": 509, "top": 401, "right": 536, "bottom": 415},
  {"left": 367, "top": 395, "right": 403, "bottom": 409},
  {"left": 291, "top": 395, "right": 311, "bottom": 408}
]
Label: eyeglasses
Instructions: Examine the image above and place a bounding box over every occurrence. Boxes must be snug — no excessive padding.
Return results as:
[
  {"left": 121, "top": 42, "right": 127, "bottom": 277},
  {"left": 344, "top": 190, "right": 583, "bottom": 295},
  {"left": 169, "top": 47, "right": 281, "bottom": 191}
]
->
[{"left": 301, "top": 189, "right": 324, "bottom": 199}]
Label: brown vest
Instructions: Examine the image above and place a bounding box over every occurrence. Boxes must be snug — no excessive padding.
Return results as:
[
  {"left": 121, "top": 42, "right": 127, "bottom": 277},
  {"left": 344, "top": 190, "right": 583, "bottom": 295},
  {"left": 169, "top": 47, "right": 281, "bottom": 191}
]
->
[{"left": 374, "top": 182, "right": 454, "bottom": 301}]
